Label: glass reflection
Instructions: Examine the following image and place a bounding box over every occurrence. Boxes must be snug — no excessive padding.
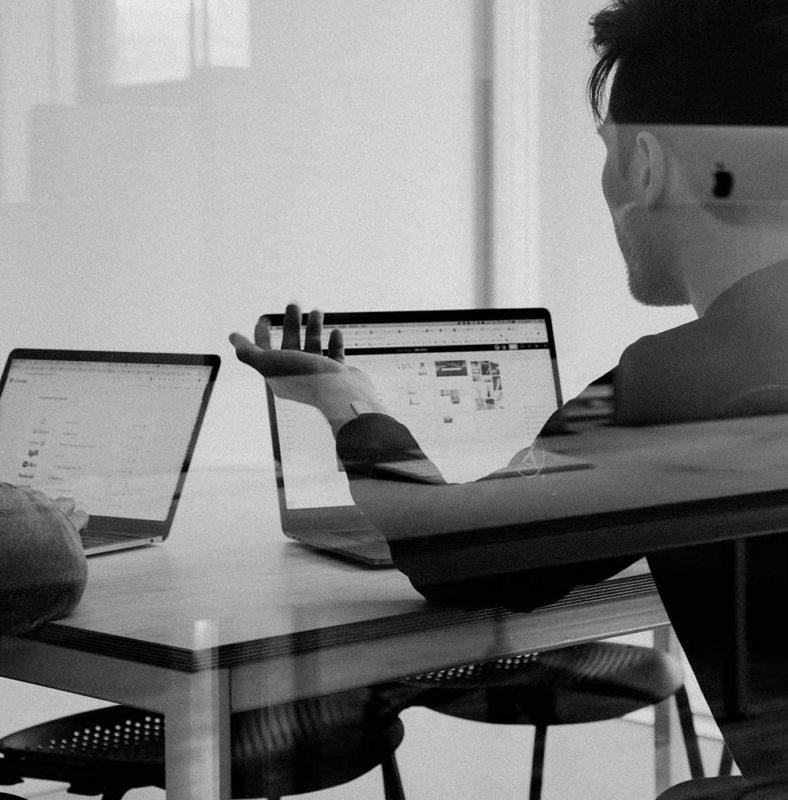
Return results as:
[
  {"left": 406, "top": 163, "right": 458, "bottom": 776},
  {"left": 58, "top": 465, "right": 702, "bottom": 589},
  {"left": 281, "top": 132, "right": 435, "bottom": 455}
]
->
[{"left": 0, "top": 0, "right": 785, "bottom": 798}]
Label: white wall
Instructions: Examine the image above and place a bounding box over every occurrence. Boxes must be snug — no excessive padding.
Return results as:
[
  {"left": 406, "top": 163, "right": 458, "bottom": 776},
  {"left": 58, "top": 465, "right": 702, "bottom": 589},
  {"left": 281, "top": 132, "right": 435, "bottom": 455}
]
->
[
  {"left": 0, "top": 1, "right": 75, "bottom": 202},
  {"left": 0, "top": 0, "right": 698, "bottom": 457},
  {"left": 0, "top": 0, "right": 479, "bottom": 467}
]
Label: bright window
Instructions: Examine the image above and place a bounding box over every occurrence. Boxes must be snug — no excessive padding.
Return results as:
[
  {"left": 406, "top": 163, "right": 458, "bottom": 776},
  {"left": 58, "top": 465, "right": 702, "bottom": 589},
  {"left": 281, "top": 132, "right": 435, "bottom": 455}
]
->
[{"left": 113, "top": 0, "right": 250, "bottom": 85}]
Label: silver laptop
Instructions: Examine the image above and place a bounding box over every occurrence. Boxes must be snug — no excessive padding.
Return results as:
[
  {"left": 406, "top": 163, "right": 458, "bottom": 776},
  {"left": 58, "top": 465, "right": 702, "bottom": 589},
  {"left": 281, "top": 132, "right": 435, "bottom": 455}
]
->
[
  {"left": 0, "top": 349, "right": 219, "bottom": 555},
  {"left": 265, "top": 309, "right": 588, "bottom": 567}
]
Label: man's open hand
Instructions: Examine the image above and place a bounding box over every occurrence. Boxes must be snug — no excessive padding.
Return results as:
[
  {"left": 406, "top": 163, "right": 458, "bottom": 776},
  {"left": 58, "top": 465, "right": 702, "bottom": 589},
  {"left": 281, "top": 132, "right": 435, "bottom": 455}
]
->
[{"left": 229, "top": 303, "right": 387, "bottom": 434}]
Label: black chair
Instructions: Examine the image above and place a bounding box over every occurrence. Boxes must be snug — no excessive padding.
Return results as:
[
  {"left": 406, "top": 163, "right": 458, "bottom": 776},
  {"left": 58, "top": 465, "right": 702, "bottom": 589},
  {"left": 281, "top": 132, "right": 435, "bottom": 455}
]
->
[
  {"left": 0, "top": 688, "right": 406, "bottom": 800},
  {"left": 394, "top": 642, "right": 704, "bottom": 800},
  {"left": 0, "top": 645, "right": 707, "bottom": 800}
]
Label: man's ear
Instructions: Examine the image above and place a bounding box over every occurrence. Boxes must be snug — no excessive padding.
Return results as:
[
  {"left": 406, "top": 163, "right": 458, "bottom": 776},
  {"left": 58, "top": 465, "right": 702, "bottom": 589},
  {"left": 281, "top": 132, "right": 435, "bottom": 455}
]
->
[{"left": 635, "top": 131, "right": 667, "bottom": 207}]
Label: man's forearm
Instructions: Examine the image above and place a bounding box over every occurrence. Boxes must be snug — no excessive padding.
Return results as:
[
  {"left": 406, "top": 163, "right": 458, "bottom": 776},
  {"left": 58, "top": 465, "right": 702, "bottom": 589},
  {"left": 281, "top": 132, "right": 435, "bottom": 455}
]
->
[{"left": 335, "top": 413, "right": 637, "bottom": 610}]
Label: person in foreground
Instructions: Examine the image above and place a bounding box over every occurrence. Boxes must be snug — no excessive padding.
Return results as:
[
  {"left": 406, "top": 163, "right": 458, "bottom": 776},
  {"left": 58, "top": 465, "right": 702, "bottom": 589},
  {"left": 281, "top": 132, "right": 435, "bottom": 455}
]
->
[
  {"left": 231, "top": 0, "right": 787, "bottom": 794},
  {"left": 0, "top": 486, "right": 88, "bottom": 635}
]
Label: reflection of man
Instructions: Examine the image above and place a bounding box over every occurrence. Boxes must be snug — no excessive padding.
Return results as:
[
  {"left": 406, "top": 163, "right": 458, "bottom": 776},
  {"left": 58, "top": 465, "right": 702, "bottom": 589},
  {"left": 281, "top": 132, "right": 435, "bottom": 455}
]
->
[
  {"left": 1, "top": 486, "right": 88, "bottom": 634},
  {"left": 231, "top": 0, "right": 787, "bottom": 787}
]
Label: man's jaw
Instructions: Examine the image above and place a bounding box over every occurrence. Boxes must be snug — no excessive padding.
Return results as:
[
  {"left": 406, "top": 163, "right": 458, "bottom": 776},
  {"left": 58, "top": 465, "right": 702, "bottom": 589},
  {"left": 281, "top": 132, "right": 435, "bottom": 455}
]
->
[{"left": 615, "top": 220, "right": 690, "bottom": 308}]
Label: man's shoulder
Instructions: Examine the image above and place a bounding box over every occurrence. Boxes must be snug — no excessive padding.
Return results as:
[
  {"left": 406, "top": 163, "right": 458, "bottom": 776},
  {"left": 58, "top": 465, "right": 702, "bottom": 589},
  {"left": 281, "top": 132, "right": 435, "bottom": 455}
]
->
[
  {"left": 619, "top": 316, "right": 713, "bottom": 375},
  {"left": 614, "top": 313, "right": 772, "bottom": 425}
]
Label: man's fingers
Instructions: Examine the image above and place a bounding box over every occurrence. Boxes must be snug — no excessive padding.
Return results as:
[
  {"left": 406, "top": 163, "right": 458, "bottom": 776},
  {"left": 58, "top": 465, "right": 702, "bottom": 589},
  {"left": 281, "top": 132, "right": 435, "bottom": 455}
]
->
[
  {"left": 230, "top": 335, "right": 332, "bottom": 378},
  {"left": 69, "top": 510, "right": 89, "bottom": 533},
  {"left": 229, "top": 332, "right": 256, "bottom": 365},
  {"left": 52, "top": 496, "right": 88, "bottom": 532},
  {"left": 327, "top": 328, "right": 345, "bottom": 363},
  {"left": 53, "top": 496, "right": 76, "bottom": 516},
  {"left": 304, "top": 309, "right": 323, "bottom": 354},
  {"left": 281, "top": 303, "right": 302, "bottom": 350},
  {"left": 254, "top": 316, "right": 272, "bottom": 349}
]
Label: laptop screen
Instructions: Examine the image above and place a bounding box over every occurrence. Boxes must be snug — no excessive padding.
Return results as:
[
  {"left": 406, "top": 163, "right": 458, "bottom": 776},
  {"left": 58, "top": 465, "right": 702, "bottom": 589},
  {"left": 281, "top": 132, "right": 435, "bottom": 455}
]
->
[
  {"left": 266, "top": 310, "right": 561, "bottom": 513},
  {"left": 0, "top": 352, "right": 218, "bottom": 524}
]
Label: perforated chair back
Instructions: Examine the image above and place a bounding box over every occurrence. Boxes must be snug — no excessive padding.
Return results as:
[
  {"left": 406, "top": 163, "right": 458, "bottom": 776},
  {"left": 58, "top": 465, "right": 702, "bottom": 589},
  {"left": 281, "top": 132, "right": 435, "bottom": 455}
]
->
[
  {"left": 392, "top": 642, "right": 702, "bottom": 800},
  {"left": 398, "top": 643, "right": 685, "bottom": 725},
  {"left": 0, "top": 689, "right": 406, "bottom": 800}
]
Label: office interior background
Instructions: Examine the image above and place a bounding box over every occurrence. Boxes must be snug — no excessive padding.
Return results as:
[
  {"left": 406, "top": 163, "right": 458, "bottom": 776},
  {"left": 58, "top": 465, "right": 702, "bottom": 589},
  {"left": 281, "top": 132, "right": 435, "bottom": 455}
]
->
[{"left": 0, "top": 2, "right": 714, "bottom": 798}]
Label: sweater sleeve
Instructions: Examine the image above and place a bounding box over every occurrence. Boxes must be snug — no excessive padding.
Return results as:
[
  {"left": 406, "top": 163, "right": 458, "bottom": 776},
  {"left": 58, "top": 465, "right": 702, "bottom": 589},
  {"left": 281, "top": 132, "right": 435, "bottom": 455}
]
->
[
  {"left": 0, "top": 484, "right": 88, "bottom": 635},
  {"left": 335, "top": 414, "right": 635, "bottom": 611}
]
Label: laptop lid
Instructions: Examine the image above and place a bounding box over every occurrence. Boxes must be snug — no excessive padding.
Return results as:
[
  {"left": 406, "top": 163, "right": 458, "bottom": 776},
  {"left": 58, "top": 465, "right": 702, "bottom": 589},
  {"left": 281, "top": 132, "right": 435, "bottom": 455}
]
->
[
  {"left": 264, "top": 309, "right": 562, "bottom": 549},
  {"left": 0, "top": 349, "right": 219, "bottom": 550}
]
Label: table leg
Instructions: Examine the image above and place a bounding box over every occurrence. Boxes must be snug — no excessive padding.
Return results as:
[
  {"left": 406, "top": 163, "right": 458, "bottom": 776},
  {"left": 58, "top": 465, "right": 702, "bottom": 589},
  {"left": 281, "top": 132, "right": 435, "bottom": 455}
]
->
[
  {"left": 164, "top": 620, "right": 232, "bottom": 799},
  {"left": 164, "top": 666, "right": 231, "bottom": 799},
  {"left": 654, "top": 625, "right": 677, "bottom": 796}
]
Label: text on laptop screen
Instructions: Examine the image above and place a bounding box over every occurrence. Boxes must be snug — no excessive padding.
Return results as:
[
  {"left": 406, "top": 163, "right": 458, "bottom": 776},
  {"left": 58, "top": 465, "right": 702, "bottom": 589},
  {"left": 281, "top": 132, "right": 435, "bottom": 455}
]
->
[
  {"left": 0, "top": 359, "right": 212, "bottom": 520},
  {"left": 269, "top": 319, "right": 558, "bottom": 510}
]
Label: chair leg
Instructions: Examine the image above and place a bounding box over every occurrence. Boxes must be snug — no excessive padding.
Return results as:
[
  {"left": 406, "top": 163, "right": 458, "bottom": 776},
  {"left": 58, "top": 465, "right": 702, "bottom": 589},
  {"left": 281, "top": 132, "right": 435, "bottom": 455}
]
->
[
  {"left": 381, "top": 751, "right": 406, "bottom": 800},
  {"left": 674, "top": 685, "right": 704, "bottom": 779},
  {"left": 725, "top": 539, "right": 750, "bottom": 718},
  {"left": 529, "top": 724, "right": 547, "bottom": 800},
  {"left": 719, "top": 744, "right": 734, "bottom": 776}
]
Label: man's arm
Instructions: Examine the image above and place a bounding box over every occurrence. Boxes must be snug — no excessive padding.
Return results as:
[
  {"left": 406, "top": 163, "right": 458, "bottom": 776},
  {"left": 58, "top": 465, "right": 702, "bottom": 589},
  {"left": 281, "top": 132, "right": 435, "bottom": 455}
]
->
[
  {"left": 231, "top": 306, "right": 635, "bottom": 610},
  {"left": 335, "top": 411, "right": 635, "bottom": 610},
  {"left": 0, "top": 484, "right": 88, "bottom": 635}
]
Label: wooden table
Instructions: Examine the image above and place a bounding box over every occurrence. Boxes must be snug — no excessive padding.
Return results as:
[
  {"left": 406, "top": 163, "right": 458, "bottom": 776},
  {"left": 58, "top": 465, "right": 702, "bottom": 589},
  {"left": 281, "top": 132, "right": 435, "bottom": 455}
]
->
[
  {"left": 377, "top": 414, "right": 788, "bottom": 581},
  {"left": 0, "top": 415, "right": 785, "bottom": 797}
]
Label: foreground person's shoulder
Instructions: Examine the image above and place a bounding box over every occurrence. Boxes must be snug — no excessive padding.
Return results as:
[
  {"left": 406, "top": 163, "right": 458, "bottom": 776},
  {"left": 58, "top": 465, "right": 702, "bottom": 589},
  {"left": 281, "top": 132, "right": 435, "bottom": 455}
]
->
[{"left": 0, "top": 483, "right": 88, "bottom": 635}]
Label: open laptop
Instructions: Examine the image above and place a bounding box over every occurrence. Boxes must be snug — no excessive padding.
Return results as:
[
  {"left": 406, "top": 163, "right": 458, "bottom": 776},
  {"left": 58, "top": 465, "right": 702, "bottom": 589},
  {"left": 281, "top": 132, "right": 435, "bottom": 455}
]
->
[
  {"left": 265, "top": 309, "right": 589, "bottom": 566},
  {"left": 0, "top": 349, "right": 219, "bottom": 555}
]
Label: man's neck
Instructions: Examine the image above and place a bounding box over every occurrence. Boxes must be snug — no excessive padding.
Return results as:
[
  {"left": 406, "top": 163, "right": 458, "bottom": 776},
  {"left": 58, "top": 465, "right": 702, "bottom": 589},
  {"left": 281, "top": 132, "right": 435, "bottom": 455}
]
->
[{"left": 676, "top": 219, "right": 788, "bottom": 316}]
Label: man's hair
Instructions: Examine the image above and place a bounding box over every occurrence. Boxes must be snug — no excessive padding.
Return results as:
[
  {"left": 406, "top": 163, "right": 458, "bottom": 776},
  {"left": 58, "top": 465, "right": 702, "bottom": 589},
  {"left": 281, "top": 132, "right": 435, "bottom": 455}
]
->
[{"left": 588, "top": 0, "right": 788, "bottom": 126}]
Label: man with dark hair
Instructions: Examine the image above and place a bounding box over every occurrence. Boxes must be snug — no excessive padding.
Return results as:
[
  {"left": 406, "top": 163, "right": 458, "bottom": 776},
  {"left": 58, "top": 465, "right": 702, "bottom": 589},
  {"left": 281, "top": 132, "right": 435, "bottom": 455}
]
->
[
  {"left": 588, "top": 0, "right": 787, "bottom": 129},
  {"left": 231, "top": 0, "right": 787, "bottom": 792}
]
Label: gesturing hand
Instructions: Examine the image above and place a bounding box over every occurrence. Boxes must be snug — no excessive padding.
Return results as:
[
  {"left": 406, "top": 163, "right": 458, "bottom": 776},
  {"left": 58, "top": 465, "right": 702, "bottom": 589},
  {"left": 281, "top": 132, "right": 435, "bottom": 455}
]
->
[{"left": 229, "top": 303, "right": 387, "bottom": 434}]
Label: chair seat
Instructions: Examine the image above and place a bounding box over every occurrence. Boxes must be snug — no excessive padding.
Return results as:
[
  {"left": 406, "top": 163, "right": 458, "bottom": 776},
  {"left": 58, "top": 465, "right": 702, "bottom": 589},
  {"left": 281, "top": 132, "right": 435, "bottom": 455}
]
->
[
  {"left": 0, "top": 688, "right": 403, "bottom": 799},
  {"left": 657, "top": 777, "right": 788, "bottom": 799},
  {"left": 396, "top": 642, "right": 685, "bottom": 726}
]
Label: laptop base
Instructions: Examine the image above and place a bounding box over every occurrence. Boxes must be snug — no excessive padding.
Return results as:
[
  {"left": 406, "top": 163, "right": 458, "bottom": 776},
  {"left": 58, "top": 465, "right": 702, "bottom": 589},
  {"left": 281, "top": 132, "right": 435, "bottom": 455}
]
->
[
  {"left": 287, "top": 530, "right": 393, "bottom": 567},
  {"left": 81, "top": 531, "right": 163, "bottom": 557}
]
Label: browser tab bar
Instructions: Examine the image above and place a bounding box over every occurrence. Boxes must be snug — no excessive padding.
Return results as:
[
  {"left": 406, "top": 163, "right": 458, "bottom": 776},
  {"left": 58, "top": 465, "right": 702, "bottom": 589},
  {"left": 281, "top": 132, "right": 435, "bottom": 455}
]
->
[{"left": 268, "top": 320, "right": 548, "bottom": 350}]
